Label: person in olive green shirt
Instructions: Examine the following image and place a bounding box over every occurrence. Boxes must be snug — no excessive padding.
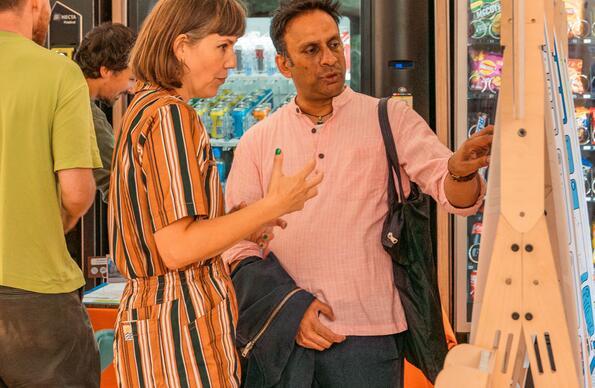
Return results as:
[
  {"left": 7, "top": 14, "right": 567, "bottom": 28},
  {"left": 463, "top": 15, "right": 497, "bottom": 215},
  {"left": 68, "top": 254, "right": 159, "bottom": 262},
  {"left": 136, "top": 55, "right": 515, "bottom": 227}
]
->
[
  {"left": 74, "top": 23, "right": 136, "bottom": 203},
  {"left": 0, "top": 0, "right": 102, "bottom": 386}
]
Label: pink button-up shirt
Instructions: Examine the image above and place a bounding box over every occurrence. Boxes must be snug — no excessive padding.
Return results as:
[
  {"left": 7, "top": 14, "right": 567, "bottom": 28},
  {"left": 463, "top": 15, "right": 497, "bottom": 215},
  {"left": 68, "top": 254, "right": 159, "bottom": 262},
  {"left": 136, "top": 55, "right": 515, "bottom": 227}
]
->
[{"left": 223, "top": 87, "right": 484, "bottom": 336}]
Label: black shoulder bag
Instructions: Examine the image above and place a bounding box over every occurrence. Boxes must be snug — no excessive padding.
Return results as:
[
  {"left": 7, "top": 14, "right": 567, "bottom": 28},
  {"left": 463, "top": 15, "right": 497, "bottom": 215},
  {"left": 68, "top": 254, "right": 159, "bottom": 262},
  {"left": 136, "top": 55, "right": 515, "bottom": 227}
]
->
[{"left": 378, "top": 97, "right": 448, "bottom": 383}]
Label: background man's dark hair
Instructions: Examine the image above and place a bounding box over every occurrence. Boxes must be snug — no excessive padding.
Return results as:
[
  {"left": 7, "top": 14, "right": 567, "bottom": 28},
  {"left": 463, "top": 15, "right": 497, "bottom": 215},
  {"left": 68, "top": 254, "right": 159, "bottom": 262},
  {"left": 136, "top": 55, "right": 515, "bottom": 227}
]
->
[
  {"left": 74, "top": 22, "right": 137, "bottom": 79},
  {"left": 270, "top": 0, "right": 341, "bottom": 55},
  {"left": 0, "top": 0, "right": 24, "bottom": 12}
]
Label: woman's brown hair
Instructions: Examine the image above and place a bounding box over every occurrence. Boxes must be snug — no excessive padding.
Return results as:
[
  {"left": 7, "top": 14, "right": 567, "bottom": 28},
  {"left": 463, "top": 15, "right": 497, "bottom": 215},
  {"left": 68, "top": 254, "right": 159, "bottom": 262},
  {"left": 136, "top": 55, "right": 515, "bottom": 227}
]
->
[{"left": 131, "top": 0, "right": 246, "bottom": 89}]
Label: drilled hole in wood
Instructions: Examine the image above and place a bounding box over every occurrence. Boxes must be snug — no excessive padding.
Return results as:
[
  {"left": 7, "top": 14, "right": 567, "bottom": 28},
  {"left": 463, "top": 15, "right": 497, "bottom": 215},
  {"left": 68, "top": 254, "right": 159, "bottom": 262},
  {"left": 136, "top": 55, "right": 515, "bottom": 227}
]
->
[
  {"left": 532, "top": 335, "right": 544, "bottom": 374},
  {"left": 545, "top": 332, "right": 556, "bottom": 372}
]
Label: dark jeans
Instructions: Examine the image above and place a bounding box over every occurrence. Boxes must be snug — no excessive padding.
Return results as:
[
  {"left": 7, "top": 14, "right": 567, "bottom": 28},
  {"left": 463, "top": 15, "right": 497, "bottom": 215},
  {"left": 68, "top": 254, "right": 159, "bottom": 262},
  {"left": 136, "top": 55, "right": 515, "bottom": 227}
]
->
[
  {"left": 0, "top": 285, "right": 100, "bottom": 387},
  {"left": 275, "top": 333, "right": 405, "bottom": 388}
]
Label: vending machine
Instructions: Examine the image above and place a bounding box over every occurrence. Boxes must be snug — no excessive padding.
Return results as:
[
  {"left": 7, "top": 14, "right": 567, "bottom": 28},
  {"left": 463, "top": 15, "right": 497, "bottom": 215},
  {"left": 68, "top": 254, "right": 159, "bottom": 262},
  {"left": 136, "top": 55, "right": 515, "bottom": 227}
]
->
[
  {"left": 191, "top": 14, "right": 355, "bottom": 187},
  {"left": 565, "top": 0, "right": 595, "bottom": 265},
  {"left": 453, "top": 0, "right": 503, "bottom": 333},
  {"left": 453, "top": 0, "right": 595, "bottom": 334}
]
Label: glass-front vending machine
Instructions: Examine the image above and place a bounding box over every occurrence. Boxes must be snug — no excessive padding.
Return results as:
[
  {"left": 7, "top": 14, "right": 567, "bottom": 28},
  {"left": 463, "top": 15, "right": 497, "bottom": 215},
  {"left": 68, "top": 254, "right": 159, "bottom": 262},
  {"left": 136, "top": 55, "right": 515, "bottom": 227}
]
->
[
  {"left": 454, "top": 0, "right": 595, "bottom": 334},
  {"left": 183, "top": 0, "right": 363, "bottom": 189},
  {"left": 565, "top": 0, "right": 595, "bottom": 269},
  {"left": 454, "top": 0, "right": 503, "bottom": 333},
  {"left": 202, "top": 17, "right": 354, "bottom": 189},
  {"left": 125, "top": 0, "right": 440, "bottom": 190}
]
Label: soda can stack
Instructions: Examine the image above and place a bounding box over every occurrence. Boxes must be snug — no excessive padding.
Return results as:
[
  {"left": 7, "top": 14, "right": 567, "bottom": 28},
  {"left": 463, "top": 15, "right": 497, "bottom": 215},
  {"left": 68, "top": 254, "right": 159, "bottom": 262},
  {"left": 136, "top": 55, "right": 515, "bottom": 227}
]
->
[
  {"left": 210, "top": 106, "right": 229, "bottom": 139},
  {"left": 192, "top": 87, "right": 280, "bottom": 140},
  {"left": 231, "top": 104, "right": 254, "bottom": 139}
]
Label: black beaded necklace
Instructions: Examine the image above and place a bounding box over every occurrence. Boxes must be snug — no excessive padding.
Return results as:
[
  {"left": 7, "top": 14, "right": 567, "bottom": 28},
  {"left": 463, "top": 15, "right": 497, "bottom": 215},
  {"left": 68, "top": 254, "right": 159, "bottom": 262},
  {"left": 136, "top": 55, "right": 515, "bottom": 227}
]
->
[{"left": 298, "top": 107, "right": 333, "bottom": 124}]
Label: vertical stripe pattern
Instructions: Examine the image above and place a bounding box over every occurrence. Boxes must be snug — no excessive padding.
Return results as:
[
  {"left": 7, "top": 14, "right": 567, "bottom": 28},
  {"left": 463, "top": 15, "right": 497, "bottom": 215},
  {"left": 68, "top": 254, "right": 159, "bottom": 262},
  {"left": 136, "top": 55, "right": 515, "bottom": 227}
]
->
[{"left": 109, "top": 84, "right": 237, "bottom": 387}]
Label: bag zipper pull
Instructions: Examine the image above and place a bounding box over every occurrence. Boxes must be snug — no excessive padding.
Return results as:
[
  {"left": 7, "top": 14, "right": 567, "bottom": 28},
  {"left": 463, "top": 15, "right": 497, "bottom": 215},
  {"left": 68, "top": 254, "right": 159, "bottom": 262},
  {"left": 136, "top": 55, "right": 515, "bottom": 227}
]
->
[
  {"left": 387, "top": 232, "right": 398, "bottom": 245},
  {"left": 240, "top": 287, "right": 302, "bottom": 358},
  {"left": 241, "top": 341, "right": 255, "bottom": 358}
]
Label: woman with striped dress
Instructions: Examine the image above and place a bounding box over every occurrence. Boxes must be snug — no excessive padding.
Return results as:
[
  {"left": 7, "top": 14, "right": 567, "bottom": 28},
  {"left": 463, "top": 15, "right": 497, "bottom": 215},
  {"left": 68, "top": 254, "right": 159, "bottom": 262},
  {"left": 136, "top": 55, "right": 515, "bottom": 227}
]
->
[{"left": 108, "top": 1, "right": 322, "bottom": 386}]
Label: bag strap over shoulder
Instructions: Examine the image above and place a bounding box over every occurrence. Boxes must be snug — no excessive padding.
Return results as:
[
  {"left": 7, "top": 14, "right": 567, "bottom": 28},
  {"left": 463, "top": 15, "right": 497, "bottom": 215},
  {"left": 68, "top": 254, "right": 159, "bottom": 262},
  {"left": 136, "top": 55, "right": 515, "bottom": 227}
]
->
[{"left": 378, "top": 97, "right": 406, "bottom": 204}]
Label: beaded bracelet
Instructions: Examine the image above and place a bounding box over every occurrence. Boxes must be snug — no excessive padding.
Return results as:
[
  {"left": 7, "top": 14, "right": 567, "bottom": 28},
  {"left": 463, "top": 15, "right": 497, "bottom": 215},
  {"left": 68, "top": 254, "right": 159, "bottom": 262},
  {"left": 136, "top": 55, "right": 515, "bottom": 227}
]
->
[{"left": 449, "top": 170, "right": 478, "bottom": 182}]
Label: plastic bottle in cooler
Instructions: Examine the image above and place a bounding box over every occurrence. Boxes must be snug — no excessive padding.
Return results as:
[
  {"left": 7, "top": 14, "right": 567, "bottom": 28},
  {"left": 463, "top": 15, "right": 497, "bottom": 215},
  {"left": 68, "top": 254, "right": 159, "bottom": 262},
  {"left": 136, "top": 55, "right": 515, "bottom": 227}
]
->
[
  {"left": 255, "top": 44, "right": 265, "bottom": 73},
  {"left": 238, "top": 37, "right": 254, "bottom": 76},
  {"left": 266, "top": 47, "right": 277, "bottom": 75},
  {"left": 234, "top": 45, "right": 244, "bottom": 73}
]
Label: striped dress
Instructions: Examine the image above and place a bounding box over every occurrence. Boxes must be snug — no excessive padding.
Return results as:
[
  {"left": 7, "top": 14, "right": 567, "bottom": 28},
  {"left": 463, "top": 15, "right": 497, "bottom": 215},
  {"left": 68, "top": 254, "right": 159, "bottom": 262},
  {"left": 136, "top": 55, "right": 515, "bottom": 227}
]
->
[{"left": 108, "top": 83, "right": 240, "bottom": 388}]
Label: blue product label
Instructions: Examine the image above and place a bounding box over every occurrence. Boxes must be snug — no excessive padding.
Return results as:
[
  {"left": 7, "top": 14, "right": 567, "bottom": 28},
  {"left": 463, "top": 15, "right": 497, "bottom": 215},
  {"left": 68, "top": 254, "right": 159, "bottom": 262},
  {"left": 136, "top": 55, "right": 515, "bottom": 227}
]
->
[
  {"left": 566, "top": 135, "right": 575, "bottom": 174},
  {"left": 583, "top": 286, "right": 595, "bottom": 336},
  {"left": 571, "top": 179, "right": 579, "bottom": 210},
  {"left": 477, "top": 116, "right": 487, "bottom": 131},
  {"left": 591, "top": 357, "right": 595, "bottom": 373},
  {"left": 582, "top": 272, "right": 589, "bottom": 283}
]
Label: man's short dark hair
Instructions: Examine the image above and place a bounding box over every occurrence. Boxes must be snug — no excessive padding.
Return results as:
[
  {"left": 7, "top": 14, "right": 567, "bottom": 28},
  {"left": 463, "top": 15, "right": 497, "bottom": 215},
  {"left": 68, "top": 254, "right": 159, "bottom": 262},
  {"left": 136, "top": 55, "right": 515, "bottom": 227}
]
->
[
  {"left": 270, "top": 0, "right": 341, "bottom": 55},
  {"left": 74, "top": 23, "right": 137, "bottom": 79},
  {"left": 0, "top": 0, "right": 24, "bottom": 11}
]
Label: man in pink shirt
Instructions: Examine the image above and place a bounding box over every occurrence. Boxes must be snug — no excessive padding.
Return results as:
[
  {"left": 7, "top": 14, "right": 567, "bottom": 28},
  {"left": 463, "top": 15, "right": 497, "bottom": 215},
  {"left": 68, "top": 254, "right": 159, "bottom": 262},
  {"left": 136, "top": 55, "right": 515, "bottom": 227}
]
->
[{"left": 224, "top": 0, "right": 492, "bottom": 386}]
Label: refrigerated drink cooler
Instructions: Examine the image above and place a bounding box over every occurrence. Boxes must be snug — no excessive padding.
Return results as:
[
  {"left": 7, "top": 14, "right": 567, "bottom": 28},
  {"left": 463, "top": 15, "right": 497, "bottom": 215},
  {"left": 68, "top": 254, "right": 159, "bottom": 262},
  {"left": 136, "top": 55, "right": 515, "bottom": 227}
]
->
[
  {"left": 184, "top": 3, "right": 362, "bottom": 188},
  {"left": 453, "top": 0, "right": 503, "bottom": 332},
  {"left": 120, "top": 0, "right": 435, "bottom": 188}
]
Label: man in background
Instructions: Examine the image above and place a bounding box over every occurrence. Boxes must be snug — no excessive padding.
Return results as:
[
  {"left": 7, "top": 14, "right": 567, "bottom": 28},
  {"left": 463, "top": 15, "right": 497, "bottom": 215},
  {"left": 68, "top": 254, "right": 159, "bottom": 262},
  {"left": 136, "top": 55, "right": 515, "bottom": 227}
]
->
[
  {"left": 75, "top": 22, "right": 136, "bottom": 202},
  {"left": 0, "top": 0, "right": 102, "bottom": 386}
]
